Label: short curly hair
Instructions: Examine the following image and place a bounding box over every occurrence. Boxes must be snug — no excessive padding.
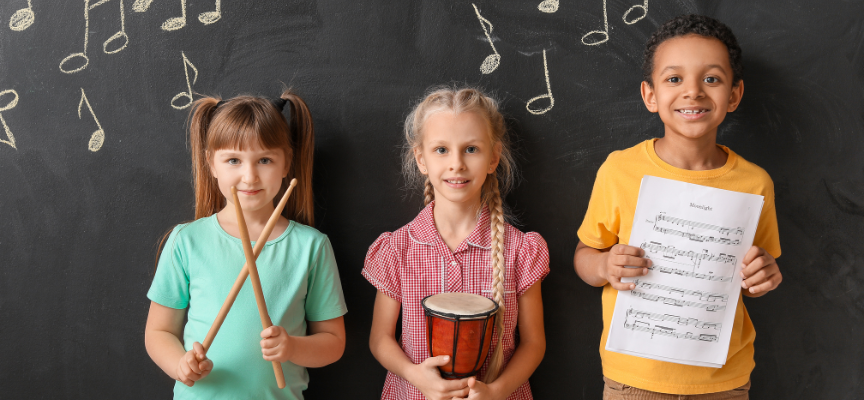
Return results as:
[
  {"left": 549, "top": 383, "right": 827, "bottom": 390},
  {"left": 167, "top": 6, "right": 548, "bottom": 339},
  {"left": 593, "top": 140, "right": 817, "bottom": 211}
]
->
[{"left": 642, "top": 15, "right": 743, "bottom": 86}]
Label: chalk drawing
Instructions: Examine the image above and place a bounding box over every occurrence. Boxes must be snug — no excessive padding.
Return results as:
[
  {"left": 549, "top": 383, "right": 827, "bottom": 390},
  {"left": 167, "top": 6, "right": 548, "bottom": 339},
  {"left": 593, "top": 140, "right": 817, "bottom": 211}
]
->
[
  {"left": 9, "top": 0, "right": 35, "bottom": 31},
  {"left": 581, "top": 0, "right": 608, "bottom": 46},
  {"left": 537, "top": 0, "right": 559, "bottom": 13},
  {"left": 0, "top": 90, "right": 20, "bottom": 149},
  {"left": 78, "top": 88, "right": 105, "bottom": 152},
  {"left": 525, "top": 49, "right": 554, "bottom": 115},
  {"left": 171, "top": 52, "right": 198, "bottom": 110},
  {"left": 623, "top": 0, "right": 647, "bottom": 24},
  {"left": 471, "top": 4, "right": 500, "bottom": 74},
  {"left": 135, "top": 0, "right": 221, "bottom": 30},
  {"left": 59, "top": 0, "right": 129, "bottom": 74}
]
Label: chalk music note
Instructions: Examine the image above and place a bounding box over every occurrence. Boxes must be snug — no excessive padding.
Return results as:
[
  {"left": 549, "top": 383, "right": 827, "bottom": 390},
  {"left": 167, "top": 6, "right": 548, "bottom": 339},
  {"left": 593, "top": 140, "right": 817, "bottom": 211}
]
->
[
  {"left": 60, "top": 0, "right": 129, "bottom": 74},
  {"left": 171, "top": 52, "right": 199, "bottom": 110},
  {"left": 9, "top": 0, "right": 35, "bottom": 31},
  {"left": 623, "top": 0, "right": 647, "bottom": 25},
  {"left": 149, "top": 0, "right": 221, "bottom": 31},
  {"left": 537, "top": 0, "right": 559, "bottom": 13},
  {"left": 0, "top": 90, "right": 20, "bottom": 149},
  {"left": 131, "top": 0, "right": 152, "bottom": 12},
  {"left": 78, "top": 89, "right": 105, "bottom": 152},
  {"left": 581, "top": 0, "right": 609, "bottom": 46},
  {"left": 525, "top": 49, "right": 554, "bottom": 115},
  {"left": 198, "top": 0, "right": 221, "bottom": 24},
  {"left": 471, "top": 4, "right": 500, "bottom": 74}
]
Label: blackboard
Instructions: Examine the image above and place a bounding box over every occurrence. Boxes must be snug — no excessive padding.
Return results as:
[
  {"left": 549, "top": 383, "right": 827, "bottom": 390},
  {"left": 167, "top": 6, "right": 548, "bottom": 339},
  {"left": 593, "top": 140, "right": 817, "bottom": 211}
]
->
[{"left": 1, "top": 0, "right": 863, "bottom": 398}]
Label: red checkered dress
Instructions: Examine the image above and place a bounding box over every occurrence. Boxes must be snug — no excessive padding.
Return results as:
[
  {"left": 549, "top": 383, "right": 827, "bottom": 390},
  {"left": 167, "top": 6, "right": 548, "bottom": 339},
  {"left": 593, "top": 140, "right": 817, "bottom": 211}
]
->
[{"left": 362, "top": 202, "right": 550, "bottom": 400}]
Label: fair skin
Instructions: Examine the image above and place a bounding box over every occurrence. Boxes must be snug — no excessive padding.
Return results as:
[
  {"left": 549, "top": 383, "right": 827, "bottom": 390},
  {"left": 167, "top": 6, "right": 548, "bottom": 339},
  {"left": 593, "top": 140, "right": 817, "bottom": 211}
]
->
[
  {"left": 573, "top": 34, "right": 782, "bottom": 297},
  {"left": 145, "top": 141, "right": 345, "bottom": 387},
  {"left": 368, "top": 111, "right": 546, "bottom": 400}
]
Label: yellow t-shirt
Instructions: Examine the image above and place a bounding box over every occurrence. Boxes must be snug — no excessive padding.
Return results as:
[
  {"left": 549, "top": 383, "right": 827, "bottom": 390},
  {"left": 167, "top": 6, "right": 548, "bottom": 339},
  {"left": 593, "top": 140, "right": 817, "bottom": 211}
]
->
[{"left": 577, "top": 139, "right": 781, "bottom": 395}]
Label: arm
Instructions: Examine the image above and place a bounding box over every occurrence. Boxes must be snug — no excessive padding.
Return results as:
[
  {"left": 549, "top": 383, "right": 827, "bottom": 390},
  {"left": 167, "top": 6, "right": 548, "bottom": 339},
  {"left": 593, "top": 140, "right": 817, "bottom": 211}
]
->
[
  {"left": 740, "top": 246, "right": 782, "bottom": 298},
  {"left": 573, "top": 241, "right": 651, "bottom": 290},
  {"left": 259, "top": 316, "right": 346, "bottom": 368},
  {"left": 369, "top": 291, "right": 470, "bottom": 400},
  {"left": 144, "top": 301, "right": 212, "bottom": 386},
  {"left": 464, "top": 282, "right": 546, "bottom": 400}
]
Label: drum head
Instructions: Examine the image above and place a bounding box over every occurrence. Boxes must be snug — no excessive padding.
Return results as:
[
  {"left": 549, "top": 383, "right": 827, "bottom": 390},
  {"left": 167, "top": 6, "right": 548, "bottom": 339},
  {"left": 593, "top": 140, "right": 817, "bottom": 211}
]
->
[{"left": 422, "top": 293, "right": 498, "bottom": 319}]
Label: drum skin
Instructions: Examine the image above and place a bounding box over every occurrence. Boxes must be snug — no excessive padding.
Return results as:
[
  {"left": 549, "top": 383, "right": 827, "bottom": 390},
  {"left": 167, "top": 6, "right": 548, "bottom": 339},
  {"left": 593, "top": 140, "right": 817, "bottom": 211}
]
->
[{"left": 426, "top": 313, "right": 496, "bottom": 379}]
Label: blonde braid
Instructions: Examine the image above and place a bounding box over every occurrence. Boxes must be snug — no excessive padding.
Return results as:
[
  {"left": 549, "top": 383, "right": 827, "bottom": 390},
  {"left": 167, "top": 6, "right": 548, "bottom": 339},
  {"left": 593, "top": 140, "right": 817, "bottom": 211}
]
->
[
  {"left": 483, "top": 174, "right": 506, "bottom": 383},
  {"left": 423, "top": 177, "right": 435, "bottom": 206}
]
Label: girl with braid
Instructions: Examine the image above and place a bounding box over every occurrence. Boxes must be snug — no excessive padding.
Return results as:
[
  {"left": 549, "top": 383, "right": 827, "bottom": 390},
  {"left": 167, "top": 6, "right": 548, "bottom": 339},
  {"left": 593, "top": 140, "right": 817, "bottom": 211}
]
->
[{"left": 363, "top": 87, "right": 549, "bottom": 400}]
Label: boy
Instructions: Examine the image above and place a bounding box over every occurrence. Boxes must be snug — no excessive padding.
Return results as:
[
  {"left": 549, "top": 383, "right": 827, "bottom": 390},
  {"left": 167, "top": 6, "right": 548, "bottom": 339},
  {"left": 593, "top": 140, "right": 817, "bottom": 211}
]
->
[{"left": 573, "top": 15, "right": 783, "bottom": 399}]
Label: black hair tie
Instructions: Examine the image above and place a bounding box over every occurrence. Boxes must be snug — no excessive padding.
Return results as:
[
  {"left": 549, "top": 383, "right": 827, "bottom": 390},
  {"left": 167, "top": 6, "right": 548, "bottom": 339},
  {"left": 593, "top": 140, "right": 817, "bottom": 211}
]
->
[
  {"left": 215, "top": 99, "right": 227, "bottom": 109},
  {"left": 271, "top": 98, "right": 287, "bottom": 111}
]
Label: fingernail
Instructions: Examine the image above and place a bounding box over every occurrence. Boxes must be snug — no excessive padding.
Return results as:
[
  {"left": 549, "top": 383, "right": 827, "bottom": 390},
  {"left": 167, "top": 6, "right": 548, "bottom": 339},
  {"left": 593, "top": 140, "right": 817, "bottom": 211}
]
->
[
  {"left": 630, "top": 284, "right": 635, "bottom": 290},
  {"left": 749, "top": 287, "right": 755, "bottom": 293},
  {"left": 643, "top": 268, "right": 648, "bottom": 275},
  {"left": 741, "top": 282, "right": 748, "bottom": 289}
]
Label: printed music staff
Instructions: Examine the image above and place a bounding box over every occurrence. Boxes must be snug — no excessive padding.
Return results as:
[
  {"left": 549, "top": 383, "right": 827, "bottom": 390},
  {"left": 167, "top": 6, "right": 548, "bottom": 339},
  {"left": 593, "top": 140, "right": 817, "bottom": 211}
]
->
[
  {"left": 537, "top": 0, "right": 559, "bottom": 13},
  {"left": 525, "top": 49, "right": 554, "bottom": 115},
  {"left": 623, "top": 0, "right": 648, "bottom": 25},
  {"left": 171, "top": 52, "right": 199, "bottom": 110},
  {"left": 581, "top": 0, "right": 609, "bottom": 45},
  {"left": 134, "top": 0, "right": 222, "bottom": 30},
  {"left": 9, "top": 0, "right": 35, "bottom": 31},
  {"left": 60, "top": 0, "right": 129, "bottom": 74},
  {"left": 0, "top": 90, "right": 20, "bottom": 149},
  {"left": 471, "top": 4, "right": 500, "bottom": 74},
  {"left": 78, "top": 89, "right": 105, "bottom": 152}
]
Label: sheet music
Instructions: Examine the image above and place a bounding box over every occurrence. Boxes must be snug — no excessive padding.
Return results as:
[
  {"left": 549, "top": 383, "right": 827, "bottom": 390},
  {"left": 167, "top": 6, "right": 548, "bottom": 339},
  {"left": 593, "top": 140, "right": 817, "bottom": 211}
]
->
[{"left": 606, "top": 176, "right": 764, "bottom": 367}]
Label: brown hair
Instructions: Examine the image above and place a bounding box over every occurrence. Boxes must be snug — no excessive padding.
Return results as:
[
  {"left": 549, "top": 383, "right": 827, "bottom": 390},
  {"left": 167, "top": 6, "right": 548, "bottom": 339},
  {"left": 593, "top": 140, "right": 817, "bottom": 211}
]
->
[
  {"left": 155, "top": 89, "right": 316, "bottom": 270},
  {"left": 402, "top": 86, "right": 515, "bottom": 383}
]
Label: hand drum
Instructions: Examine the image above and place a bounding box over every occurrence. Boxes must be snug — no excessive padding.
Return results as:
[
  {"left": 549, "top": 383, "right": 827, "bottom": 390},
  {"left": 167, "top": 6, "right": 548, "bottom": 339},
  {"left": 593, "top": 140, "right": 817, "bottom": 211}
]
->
[{"left": 422, "top": 293, "right": 499, "bottom": 380}]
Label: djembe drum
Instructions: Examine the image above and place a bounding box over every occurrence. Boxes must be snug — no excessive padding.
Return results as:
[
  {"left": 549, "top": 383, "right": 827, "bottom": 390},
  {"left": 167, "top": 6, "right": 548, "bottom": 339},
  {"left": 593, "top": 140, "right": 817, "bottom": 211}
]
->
[{"left": 422, "top": 292, "right": 499, "bottom": 379}]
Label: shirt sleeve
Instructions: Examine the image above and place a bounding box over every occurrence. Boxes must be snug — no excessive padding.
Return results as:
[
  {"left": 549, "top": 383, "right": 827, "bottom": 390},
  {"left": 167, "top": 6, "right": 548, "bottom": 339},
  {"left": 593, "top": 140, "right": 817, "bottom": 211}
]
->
[
  {"left": 754, "top": 182, "right": 782, "bottom": 259},
  {"left": 577, "top": 159, "right": 621, "bottom": 249},
  {"left": 304, "top": 237, "right": 349, "bottom": 322},
  {"left": 147, "top": 225, "right": 190, "bottom": 309},
  {"left": 515, "top": 232, "right": 550, "bottom": 297},
  {"left": 361, "top": 232, "right": 402, "bottom": 302}
]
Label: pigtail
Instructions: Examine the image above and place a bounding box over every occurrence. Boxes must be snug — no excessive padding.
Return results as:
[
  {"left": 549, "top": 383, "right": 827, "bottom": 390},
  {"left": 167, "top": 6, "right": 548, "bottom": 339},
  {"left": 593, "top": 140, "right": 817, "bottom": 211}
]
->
[
  {"left": 189, "top": 97, "right": 224, "bottom": 220},
  {"left": 423, "top": 177, "right": 435, "bottom": 206},
  {"left": 483, "top": 173, "right": 507, "bottom": 383},
  {"left": 280, "top": 90, "right": 315, "bottom": 227}
]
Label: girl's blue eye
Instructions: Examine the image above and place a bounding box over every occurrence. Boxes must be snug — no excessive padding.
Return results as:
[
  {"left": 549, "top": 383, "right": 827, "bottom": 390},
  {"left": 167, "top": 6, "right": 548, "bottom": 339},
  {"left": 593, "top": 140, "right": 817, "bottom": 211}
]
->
[
  {"left": 228, "top": 158, "right": 240, "bottom": 165},
  {"left": 465, "top": 146, "right": 478, "bottom": 154},
  {"left": 259, "top": 158, "right": 272, "bottom": 164},
  {"left": 434, "top": 147, "right": 447, "bottom": 155},
  {"left": 704, "top": 76, "right": 718, "bottom": 84},
  {"left": 667, "top": 76, "right": 681, "bottom": 83}
]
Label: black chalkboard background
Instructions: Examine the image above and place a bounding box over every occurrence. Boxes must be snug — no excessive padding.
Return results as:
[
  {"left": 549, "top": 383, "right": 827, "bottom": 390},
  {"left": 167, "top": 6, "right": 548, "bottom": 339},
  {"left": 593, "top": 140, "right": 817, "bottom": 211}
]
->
[{"left": 1, "top": 0, "right": 863, "bottom": 398}]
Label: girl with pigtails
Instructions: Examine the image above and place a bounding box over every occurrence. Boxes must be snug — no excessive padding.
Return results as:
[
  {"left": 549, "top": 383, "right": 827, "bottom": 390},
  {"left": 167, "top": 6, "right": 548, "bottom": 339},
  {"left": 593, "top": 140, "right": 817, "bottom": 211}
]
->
[
  {"left": 145, "top": 90, "right": 347, "bottom": 400},
  {"left": 364, "top": 86, "right": 549, "bottom": 400}
]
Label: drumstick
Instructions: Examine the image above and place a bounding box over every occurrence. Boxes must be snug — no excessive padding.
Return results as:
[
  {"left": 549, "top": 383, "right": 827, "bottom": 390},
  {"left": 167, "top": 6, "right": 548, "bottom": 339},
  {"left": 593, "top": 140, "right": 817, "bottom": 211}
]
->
[
  {"left": 202, "top": 179, "right": 297, "bottom": 352},
  {"left": 231, "top": 186, "right": 287, "bottom": 389}
]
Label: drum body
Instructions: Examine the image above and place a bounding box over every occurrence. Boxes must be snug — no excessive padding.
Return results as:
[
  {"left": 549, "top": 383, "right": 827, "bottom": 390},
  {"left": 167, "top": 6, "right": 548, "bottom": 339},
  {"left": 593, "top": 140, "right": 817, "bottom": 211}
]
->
[{"left": 422, "top": 293, "right": 499, "bottom": 379}]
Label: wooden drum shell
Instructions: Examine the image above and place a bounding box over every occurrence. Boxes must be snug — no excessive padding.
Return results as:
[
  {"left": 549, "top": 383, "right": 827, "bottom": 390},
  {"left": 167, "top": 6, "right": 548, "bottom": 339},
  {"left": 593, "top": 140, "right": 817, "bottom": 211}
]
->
[{"left": 422, "top": 294, "right": 499, "bottom": 380}]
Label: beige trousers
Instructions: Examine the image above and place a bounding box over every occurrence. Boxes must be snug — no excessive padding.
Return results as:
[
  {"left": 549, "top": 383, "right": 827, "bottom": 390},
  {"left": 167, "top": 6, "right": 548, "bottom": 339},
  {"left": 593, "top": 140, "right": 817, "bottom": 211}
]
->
[{"left": 603, "top": 377, "right": 750, "bottom": 400}]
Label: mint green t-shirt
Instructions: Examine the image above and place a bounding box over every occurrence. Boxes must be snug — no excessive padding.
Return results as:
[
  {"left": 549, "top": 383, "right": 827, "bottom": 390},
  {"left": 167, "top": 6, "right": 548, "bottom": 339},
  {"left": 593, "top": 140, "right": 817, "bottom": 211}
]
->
[{"left": 148, "top": 215, "right": 348, "bottom": 400}]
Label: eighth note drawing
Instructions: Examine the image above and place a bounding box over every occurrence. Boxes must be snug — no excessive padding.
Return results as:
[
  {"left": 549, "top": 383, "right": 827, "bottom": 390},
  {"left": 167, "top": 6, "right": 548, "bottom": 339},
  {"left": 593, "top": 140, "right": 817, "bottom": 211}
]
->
[
  {"left": 525, "top": 49, "right": 554, "bottom": 115},
  {"left": 60, "top": 0, "right": 129, "bottom": 74},
  {"left": 171, "top": 52, "right": 199, "bottom": 110},
  {"left": 623, "top": 0, "right": 648, "bottom": 25},
  {"left": 581, "top": 0, "right": 609, "bottom": 46},
  {"left": 471, "top": 4, "right": 500, "bottom": 74},
  {"left": 78, "top": 89, "right": 105, "bottom": 152},
  {"left": 134, "top": 0, "right": 222, "bottom": 30},
  {"left": 0, "top": 90, "right": 20, "bottom": 149},
  {"left": 9, "top": 0, "right": 35, "bottom": 31},
  {"left": 537, "top": 0, "right": 559, "bottom": 13}
]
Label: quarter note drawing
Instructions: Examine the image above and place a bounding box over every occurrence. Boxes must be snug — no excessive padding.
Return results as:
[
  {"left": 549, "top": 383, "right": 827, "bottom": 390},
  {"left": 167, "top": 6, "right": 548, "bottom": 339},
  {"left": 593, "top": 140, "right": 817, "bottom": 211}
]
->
[
  {"left": 581, "top": 0, "right": 608, "bottom": 45},
  {"left": 171, "top": 52, "right": 199, "bottom": 110},
  {"left": 471, "top": 3, "right": 500, "bottom": 74},
  {"left": 624, "top": 308, "right": 721, "bottom": 342},
  {"left": 0, "top": 90, "right": 20, "bottom": 149},
  {"left": 622, "top": 0, "right": 647, "bottom": 24},
  {"left": 134, "top": 0, "right": 222, "bottom": 31},
  {"left": 60, "top": 0, "right": 129, "bottom": 74},
  {"left": 525, "top": 49, "right": 554, "bottom": 115},
  {"left": 78, "top": 89, "right": 105, "bottom": 152},
  {"left": 537, "top": 0, "right": 559, "bottom": 13},
  {"left": 9, "top": 0, "right": 35, "bottom": 31}
]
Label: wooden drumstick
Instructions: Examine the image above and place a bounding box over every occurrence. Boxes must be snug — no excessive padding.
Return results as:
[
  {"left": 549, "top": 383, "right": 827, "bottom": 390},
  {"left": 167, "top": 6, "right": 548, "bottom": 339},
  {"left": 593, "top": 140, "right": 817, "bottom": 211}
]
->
[
  {"left": 231, "top": 185, "right": 287, "bottom": 389},
  {"left": 202, "top": 179, "right": 297, "bottom": 352}
]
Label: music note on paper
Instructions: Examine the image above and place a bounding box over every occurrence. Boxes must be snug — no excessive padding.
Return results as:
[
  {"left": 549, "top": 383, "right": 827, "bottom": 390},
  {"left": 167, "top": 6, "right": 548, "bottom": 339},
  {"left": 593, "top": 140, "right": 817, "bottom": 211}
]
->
[
  {"left": 537, "top": 0, "right": 559, "bottom": 13},
  {"left": 171, "top": 52, "right": 199, "bottom": 110},
  {"left": 623, "top": 0, "right": 647, "bottom": 25},
  {"left": 525, "top": 49, "right": 554, "bottom": 115},
  {"left": 135, "top": 0, "right": 221, "bottom": 30},
  {"left": 78, "top": 89, "right": 105, "bottom": 152},
  {"left": 0, "top": 90, "right": 20, "bottom": 149},
  {"left": 581, "top": 0, "right": 609, "bottom": 46},
  {"left": 60, "top": 0, "right": 129, "bottom": 74},
  {"left": 471, "top": 4, "right": 500, "bottom": 74},
  {"left": 9, "top": 0, "right": 35, "bottom": 31}
]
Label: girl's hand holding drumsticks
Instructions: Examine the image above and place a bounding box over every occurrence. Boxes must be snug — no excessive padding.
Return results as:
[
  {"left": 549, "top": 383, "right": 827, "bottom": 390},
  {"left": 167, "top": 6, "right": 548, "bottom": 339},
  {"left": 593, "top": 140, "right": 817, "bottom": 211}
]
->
[
  {"left": 260, "top": 326, "right": 296, "bottom": 362},
  {"left": 175, "top": 342, "right": 213, "bottom": 387}
]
